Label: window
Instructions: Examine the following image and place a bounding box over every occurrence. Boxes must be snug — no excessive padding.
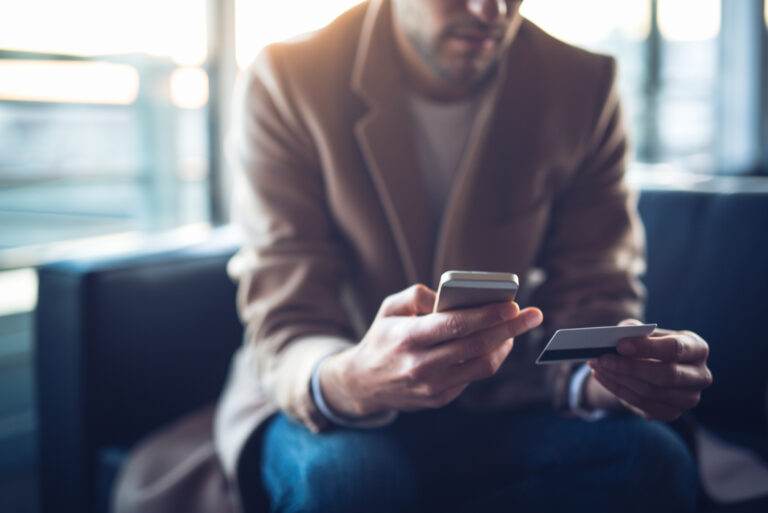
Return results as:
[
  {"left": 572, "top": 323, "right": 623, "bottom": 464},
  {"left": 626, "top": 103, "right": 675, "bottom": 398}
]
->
[
  {"left": 522, "top": 0, "right": 734, "bottom": 173},
  {"left": 234, "top": 0, "right": 362, "bottom": 69},
  {"left": 0, "top": 0, "right": 211, "bottom": 263},
  {"left": 2, "top": 0, "right": 764, "bottom": 268}
]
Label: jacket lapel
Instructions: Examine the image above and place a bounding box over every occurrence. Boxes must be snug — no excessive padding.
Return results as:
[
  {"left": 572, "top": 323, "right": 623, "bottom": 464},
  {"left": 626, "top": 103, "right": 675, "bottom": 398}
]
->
[{"left": 351, "top": 0, "right": 434, "bottom": 286}]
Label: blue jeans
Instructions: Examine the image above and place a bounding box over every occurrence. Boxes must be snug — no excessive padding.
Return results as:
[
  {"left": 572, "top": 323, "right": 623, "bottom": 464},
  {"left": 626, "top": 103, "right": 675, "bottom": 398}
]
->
[{"left": 254, "top": 406, "right": 699, "bottom": 513}]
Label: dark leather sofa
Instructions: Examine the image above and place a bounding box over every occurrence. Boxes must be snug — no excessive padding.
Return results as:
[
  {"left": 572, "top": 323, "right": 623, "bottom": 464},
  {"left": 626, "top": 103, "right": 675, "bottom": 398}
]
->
[{"left": 35, "top": 188, "right": 768, "bottom": 513}]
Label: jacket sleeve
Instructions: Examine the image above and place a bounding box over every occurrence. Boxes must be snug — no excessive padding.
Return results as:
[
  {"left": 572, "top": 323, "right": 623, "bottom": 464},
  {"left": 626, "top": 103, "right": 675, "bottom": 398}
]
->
[
  {"left": 227, "top": 47, "right": 356, "bottom": 432},
  {"left": 531, "top": 57, "right": 646, "bottom": 412}
]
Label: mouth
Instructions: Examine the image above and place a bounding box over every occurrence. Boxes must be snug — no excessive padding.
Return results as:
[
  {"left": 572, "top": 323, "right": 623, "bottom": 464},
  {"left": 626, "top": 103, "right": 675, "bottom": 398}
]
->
[{"left": 448, "top": 31, "right": 502, "bottom": 52}]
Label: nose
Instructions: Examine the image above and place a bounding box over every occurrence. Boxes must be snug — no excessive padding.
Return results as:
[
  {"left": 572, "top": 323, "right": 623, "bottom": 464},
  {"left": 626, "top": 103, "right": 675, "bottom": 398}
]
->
[{"left": 467, "top": 0, "right": 508, "bottom": 24}]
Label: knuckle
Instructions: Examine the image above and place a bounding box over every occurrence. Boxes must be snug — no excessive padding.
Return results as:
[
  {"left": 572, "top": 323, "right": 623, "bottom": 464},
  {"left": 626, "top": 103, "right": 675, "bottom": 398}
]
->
[
  {"left": 672, "top": 366, "right": 686, "bottom": 387},
  {"left": 680, "top": 330, "right": 695, "bottom": 341},
  {"left": 665, "top": 367, "right": 680, "bottom": 387},
  {"left": 420, "top": 382, "right": 439, "bottom": 398},
  {"left": 671, "top": 337, "right": 685, "bottom": 360},
  {"left": 681, "top": 330, "right": 699, "bottom": 345},
  {"left": 402, "top": 355, "right": 422, "bottom": 383},
  {"left": 687, "top": 331, "right": 710, "bottom": 359},
  {"left": 486, "top": 305, "right": 505, "bottom": 325},
  {"left": 398, "top": 330, "right": 417, "bottom": 350},
  {"left": 411, "top": 283, "right": 428, "bottom": 300},
  {"left": 702, "top": 368, "right": 714, "bottom": 388},
  {"left": 446, "top": 315, "right": 466, "bottom": 338}
]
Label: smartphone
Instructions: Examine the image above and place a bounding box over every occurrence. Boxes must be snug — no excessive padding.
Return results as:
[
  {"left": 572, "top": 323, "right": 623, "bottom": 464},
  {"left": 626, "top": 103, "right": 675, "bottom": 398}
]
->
[{"left": 433, "top": 270, "right": 519, "bottom": 313}]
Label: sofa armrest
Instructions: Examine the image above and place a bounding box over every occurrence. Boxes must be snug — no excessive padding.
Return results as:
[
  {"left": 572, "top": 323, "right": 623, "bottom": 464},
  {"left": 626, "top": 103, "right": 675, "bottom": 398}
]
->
[
  {"left": 639, "top": 189, "right": 768, "bottom": 440},
  {"left": 35, "top": 227, "right": 243, "bottom": 513}
]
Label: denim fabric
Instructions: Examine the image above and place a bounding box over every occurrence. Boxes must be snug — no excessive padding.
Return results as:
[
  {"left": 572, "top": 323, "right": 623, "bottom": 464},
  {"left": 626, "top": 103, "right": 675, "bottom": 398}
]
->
[{"left": 254, "top": 406, "right": 698, "bottom": 513}]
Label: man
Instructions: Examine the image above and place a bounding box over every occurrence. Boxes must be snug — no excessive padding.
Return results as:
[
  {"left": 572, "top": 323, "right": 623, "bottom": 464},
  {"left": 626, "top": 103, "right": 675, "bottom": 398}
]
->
[{"left": 215, "top": 0, "right": 713, "bottom": 511}]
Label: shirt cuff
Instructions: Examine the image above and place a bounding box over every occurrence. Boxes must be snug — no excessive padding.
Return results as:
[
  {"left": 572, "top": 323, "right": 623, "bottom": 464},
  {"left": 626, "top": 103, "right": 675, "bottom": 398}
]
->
[
  {"left": 568, "top": 363, "right": 608, "bottom": 421},
  {"left": 310, "top": 351, "right": 399, "bottom": 429}
]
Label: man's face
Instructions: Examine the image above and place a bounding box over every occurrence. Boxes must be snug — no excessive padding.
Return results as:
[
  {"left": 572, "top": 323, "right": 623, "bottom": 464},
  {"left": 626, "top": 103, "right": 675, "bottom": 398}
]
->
[{"left": 392, "top": 0, "right": 524, "bottom": 87}]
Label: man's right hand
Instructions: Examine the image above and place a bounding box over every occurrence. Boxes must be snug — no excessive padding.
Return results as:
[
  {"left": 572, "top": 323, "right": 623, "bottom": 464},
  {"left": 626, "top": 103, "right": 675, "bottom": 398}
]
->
[{"left": 319, "top": 284, "right": 543, "bottom": 418}]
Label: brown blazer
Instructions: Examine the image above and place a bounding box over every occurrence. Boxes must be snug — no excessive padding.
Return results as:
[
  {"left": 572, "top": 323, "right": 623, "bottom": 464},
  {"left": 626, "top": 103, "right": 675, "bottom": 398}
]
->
[{"left": 115, "top": 0, "right": 645, "bottom": 510}]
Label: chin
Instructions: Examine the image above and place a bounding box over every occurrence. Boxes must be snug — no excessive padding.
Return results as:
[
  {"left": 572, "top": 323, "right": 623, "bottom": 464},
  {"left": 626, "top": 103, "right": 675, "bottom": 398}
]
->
[{"left": 440, "top": 59, "right": 495, "bottom": 87}]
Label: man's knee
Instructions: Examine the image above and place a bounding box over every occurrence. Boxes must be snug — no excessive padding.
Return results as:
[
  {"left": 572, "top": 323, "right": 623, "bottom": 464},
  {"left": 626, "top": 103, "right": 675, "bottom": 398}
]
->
[
  {"left": 624, "top": 418, "right": 699, "bottom": 512},
  {"left": 261, "top": 416, "right": 418, "bottom": 513},
  {"left": 541, "top": 415, "right": 699, "bottom": 512}
]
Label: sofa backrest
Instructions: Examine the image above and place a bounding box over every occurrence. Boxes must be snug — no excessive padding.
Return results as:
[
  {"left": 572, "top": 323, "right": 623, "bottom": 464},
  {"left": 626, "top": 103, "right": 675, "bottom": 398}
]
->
[{"left": 36, "top": 228, "right": 243, "bottom": 513}]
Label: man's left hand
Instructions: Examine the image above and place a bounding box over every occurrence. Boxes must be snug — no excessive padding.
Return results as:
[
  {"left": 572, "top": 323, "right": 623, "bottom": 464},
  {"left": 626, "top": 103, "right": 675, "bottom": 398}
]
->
[{"left": 588, "top": 319, "right": 713, "bottom": 422}]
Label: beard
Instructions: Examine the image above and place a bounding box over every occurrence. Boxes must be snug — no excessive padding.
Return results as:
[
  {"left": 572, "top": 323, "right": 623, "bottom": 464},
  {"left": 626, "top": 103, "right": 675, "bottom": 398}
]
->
[{"left": 404, "top": 17, "right": 508, "bottom": 87}]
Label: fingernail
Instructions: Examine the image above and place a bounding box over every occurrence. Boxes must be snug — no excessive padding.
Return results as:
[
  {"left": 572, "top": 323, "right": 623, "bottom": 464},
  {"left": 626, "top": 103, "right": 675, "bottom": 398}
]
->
[{"left": 617, "top": 341, "right": 636, "bottom": 356}]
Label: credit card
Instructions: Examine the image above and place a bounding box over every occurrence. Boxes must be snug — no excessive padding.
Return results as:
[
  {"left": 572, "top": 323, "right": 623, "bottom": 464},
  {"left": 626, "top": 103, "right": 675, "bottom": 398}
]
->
[{"left": 535, "top": 324, "right": 657, "bottom": 364}]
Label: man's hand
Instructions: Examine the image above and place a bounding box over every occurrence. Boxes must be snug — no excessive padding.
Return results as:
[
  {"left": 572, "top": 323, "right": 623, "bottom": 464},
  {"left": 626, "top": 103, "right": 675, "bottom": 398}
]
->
[
  {"left": 587, "top": 319, "right": 713, "bottom": 421},
  {"left": 320, "top": 284, "right": 543, "bottom": 418}
]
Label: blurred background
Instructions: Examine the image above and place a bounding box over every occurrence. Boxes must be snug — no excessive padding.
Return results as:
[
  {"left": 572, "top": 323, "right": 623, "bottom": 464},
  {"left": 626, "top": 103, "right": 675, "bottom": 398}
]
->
[{"left": 0, "top": 0, "right": 766, "bottom": 510}]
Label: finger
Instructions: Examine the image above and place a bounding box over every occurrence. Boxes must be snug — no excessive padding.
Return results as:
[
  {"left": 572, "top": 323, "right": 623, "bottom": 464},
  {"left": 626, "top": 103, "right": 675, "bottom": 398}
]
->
[
  {"left": 441, "top": 339, "right": 515, "bottom": 388},
  {"left": 617, "top": 320, "right": 675, "bottom": 338},
  {"left": 595, "top": 366, "right": 702, "bottom": 411},
  {"left": 380, "top": 284, "right": 436, "bottom": 317},
  {"left": 406, "top": 303, "right": 538, "bottom": 347},
  {"left": 592, "top": 370, "right": 682, "bottom": 422},
  {"left": 596, "top": 355, "right": 713, "bottom": 390},
  {"left": 616, "top": 332, "right": 708, "bottom": 363},
  {"left": 423, "top": 316, "right": 526, "bottom": 369},
  {"left": 411, "top": 340, "right": 514, "bottom": 398},
  {"left": 618, "top": 319, "right": 674, "bottom": 337}
]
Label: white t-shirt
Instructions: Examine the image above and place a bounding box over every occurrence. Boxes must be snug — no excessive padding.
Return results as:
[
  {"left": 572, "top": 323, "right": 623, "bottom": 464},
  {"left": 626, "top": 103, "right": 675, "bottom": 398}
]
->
[{"left": 407, "top": 91, "right": 482, "bottom": 228}]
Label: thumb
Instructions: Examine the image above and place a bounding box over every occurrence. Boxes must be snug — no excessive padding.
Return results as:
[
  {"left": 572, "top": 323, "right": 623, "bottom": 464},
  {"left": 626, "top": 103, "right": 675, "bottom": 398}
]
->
[
  {"left": 380, "top": 284, "right": 436, "bottom": 317},
  {"left": 618, "top": 318, "right": 643, "bottom": 326}
]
